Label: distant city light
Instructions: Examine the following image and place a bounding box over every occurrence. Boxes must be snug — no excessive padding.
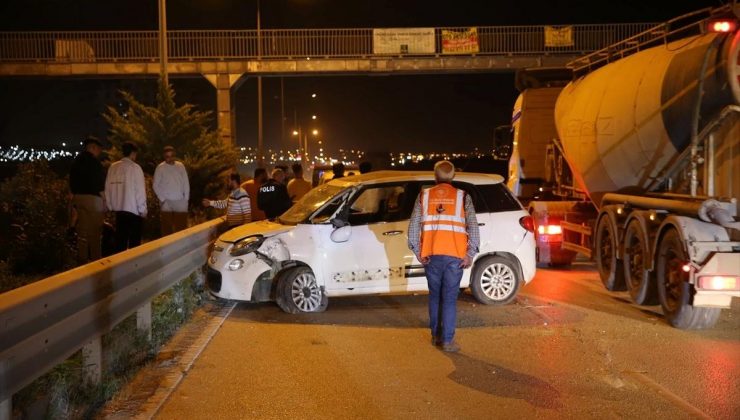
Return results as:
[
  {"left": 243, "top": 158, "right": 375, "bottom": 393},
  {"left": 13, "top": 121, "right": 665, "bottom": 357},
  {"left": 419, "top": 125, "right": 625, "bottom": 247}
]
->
[{"left": 311, "top": 93, "right": 317, "bottom": 98}]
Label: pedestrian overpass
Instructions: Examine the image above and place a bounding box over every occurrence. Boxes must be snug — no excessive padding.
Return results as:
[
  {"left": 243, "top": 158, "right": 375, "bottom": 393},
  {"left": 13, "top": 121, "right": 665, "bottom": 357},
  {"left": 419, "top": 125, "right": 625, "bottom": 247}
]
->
[{"left": 0, "top": 24, "right": 654, "bottom": 144}]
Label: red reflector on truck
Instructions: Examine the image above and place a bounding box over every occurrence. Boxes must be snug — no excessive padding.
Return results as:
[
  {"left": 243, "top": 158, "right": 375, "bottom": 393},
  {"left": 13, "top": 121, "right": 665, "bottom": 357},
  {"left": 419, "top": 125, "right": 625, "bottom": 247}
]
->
[{"left": 699, "top": 276, "right": 739, "bottom": 290}]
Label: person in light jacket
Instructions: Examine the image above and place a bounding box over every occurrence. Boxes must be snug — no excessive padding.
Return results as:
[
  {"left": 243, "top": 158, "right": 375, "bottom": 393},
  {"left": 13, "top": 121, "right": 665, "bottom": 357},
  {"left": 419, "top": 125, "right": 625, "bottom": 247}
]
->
[
  {"left": 153, "top": 146, "right": 190, "bottom": 236},
  {"left": 105, "top": 142, "right": 147, "bottom": 252}
]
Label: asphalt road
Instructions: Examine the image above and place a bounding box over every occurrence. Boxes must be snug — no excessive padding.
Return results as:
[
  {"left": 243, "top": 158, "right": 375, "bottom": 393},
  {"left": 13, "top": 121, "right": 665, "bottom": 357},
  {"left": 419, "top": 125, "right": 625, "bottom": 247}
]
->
[{"left": 154, "top": 263, "right": 740, "bottom": 419}]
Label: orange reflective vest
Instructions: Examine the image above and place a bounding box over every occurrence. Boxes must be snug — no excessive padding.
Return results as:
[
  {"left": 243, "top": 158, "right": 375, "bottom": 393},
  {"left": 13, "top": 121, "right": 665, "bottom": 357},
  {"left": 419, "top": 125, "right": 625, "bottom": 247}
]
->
[{"left": 420, "top": 183, "right": 468, "bottom": 259}]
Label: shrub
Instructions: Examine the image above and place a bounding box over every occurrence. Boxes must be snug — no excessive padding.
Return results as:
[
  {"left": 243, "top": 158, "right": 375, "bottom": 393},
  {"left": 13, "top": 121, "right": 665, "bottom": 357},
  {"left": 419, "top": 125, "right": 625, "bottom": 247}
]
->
[{"left": 0, "top": 160, "right": 75, "bottom": 275}]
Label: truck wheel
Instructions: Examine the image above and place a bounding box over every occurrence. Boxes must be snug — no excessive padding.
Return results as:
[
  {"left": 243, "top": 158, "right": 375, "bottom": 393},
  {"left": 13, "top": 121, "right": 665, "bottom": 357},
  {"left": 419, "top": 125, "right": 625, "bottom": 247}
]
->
[
  {"left": 470, "top": 255, "right": 521, "bottom": 305},
  {"left": 623, "top": 220, "right": 657, "bottom": 305},
  {"left": 595, "top": 215, "right": 625, "bottom": 291},
  {"left": 656, "top": 229, "right": 720, "bottom": 329},
  {"left": 275, "top": 266, "right": 328, "bottom": 314}
]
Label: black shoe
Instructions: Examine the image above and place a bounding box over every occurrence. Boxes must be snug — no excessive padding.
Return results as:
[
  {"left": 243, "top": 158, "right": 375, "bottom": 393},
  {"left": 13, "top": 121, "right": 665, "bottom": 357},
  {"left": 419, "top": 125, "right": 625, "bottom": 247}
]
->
[
  {"left": 432, "top": 336, "right": 441, "bottom": 346},
  {"left": 441, "top": 341, "right": 460, "bottom": 353}
]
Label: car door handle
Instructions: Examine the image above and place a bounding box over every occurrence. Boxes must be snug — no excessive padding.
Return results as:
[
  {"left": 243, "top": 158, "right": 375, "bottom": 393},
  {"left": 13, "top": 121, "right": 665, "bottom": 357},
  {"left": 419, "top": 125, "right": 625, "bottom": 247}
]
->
[
  {"left": 478, "top": 223, "right": 486, "bottom": 226},
  {"left": 383, "top": 230, "right": 404, "bottom": 236}
]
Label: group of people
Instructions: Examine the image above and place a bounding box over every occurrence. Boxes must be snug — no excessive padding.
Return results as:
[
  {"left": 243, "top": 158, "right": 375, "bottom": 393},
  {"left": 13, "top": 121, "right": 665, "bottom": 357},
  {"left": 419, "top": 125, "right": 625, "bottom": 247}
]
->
[
  {"left": 70, "top": 138, "right": 319, "bottom": 263},
  {"left": 202, "top": 162, "right": 313, "bottom": 228},
  {"left": 69, "top": 138, "right": 190, "bottom": 264}
]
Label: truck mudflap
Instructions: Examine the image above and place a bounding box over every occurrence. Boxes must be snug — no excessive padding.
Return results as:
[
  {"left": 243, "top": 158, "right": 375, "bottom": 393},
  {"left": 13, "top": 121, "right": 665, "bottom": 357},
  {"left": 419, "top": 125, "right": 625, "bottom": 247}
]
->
[{"left": 693, "top": 252, "right": 740, "bottom": 308}]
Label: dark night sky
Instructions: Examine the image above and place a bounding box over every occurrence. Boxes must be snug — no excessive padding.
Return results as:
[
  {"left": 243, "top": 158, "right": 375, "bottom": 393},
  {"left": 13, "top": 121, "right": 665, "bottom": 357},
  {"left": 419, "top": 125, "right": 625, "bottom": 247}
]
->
[{"left": 0, "top": 0, "right": 723, "bottom": 153}]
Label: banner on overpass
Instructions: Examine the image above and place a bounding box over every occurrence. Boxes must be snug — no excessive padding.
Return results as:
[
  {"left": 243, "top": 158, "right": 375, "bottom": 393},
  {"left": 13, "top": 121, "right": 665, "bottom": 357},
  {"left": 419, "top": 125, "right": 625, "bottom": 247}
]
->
[
  {"left": 544, "top": 26, "right": 574, "bottom": 47},
  {"left": 441, "top": 28, "right": 480, "bottom": 54},
  {"left": 372, "top": 28, "right": 435, "bottom": 55}
]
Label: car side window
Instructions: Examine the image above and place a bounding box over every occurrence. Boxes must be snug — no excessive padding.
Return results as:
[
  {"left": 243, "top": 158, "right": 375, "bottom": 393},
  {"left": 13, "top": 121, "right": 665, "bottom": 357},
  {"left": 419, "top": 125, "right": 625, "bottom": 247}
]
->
[
  {"left": 348, "top": 184, "right": 411, "bottom": 225},
  {"left": 450, "top": 182, "right": 487, "bottom": 213}
]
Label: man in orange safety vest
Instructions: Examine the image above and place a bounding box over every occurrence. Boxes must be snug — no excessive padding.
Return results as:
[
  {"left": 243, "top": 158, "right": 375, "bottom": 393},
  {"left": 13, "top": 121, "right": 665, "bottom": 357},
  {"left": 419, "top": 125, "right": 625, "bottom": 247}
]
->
[{"left": 408, "top": 161, "right": 479, "bottom": 353}]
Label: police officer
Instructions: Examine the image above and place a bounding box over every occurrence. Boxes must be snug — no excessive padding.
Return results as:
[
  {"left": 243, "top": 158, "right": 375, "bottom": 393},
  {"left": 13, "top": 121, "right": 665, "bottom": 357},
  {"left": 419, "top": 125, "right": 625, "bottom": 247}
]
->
[{"left": 258, "top": 168, "right": 292, "bottom": 220}]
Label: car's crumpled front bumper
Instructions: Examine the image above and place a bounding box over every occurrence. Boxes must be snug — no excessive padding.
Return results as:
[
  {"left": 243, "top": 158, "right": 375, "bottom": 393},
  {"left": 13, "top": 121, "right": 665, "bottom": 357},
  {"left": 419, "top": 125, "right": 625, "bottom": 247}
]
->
[{"left": 208, "top": 242, "right": 272, "bottom": 301}]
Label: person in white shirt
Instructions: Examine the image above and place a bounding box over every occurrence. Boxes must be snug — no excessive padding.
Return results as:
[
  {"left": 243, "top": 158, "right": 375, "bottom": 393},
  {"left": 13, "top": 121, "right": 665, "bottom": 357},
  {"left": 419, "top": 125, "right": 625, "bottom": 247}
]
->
[
  {"left": 105, "top": 142, "right": 147, "bottom": 252},
  {"left": 153, "top": 146, "right": 189, "bottom": 236}
]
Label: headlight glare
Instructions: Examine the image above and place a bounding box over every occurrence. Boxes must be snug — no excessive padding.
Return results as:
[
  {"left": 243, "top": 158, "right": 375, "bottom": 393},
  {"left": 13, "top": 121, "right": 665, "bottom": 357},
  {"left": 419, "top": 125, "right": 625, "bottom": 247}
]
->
[{"left": 230, "top": 235, "right": 265, "bottom": 256}]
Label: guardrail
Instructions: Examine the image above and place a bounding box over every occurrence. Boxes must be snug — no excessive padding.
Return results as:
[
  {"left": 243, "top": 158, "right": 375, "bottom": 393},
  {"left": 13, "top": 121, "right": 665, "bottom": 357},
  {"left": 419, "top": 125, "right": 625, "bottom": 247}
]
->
[
  {"left": 0, "top": 23, "right": 656, "bottom": 63},
  {"left": 0, "top": 217, "right": 224, "bottom": 418}
]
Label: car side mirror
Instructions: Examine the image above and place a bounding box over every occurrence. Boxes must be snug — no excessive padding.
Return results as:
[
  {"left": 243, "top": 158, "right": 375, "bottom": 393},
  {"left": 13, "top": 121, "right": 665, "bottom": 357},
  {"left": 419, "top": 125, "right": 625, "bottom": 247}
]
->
[{"left": 330, "top": 225, "right": 351, "bottom": 243}]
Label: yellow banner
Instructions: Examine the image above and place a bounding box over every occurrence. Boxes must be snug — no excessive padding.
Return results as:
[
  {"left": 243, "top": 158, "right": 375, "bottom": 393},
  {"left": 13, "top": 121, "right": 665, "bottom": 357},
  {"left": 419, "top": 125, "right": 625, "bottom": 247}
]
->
[
  {"left": 442, "top": 28, "right": 480, "bottom": 54},
  {"left": 545, "top": 26, "right": 574, "bottom": 47}
]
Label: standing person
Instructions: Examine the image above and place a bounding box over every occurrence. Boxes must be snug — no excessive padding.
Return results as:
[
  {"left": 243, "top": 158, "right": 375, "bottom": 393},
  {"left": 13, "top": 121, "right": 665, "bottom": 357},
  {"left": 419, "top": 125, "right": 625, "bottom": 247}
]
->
[
  {"left": 287, "top": 163, "right": 311, "bottom": 202},
  {"left": 105, "top": 142, "right": 147, "bottom": 252},
  {"left": 258, "top": 168, "right": 292, "bottom": 220},
  {"left": 407, "top": 161, "right": 479, "bottom": 353},
  {"left": 331, "top": 162, "right": 345, "bottom": 179},
  {"left": 69, "top": 136, "right": 106, "bottom": 263},
  {"left": 359, "top": 161, "right": 372, "bottom": 174},
  {"left": 153, "top": 146, "right": 190, "bottom": 236},
  {"left": 241, "top": 168, "right": 268, "bottom": 221},
  {"left": 203, "top": 173, "right": 251, "bottom": 228}
]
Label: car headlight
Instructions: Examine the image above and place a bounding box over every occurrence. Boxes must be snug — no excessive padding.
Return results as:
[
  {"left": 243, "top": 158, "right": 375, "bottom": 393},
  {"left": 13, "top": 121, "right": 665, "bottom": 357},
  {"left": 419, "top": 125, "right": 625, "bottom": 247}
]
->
[
  {"left": 230, "top": 235, "right": 265, "bottom": 256},
  {"left": 228, "top": 259, "right": 244, "bottom": 271}
]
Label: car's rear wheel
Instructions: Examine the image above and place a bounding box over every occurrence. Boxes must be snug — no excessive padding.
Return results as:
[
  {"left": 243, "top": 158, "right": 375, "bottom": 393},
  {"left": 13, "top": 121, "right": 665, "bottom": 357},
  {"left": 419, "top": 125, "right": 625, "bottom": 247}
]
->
[
  {"left": 276, "top": 266, "right": 328, "bottom": 314},
  {"left": 470, "top": 256, "right": 521, "bottom": 305}
]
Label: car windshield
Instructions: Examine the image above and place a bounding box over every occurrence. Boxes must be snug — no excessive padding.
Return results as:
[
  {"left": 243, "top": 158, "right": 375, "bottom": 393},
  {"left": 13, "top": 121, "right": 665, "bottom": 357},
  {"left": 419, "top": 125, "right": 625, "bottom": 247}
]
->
[{"left": 279, "top": 183, "right": 346, "bottom": 225}]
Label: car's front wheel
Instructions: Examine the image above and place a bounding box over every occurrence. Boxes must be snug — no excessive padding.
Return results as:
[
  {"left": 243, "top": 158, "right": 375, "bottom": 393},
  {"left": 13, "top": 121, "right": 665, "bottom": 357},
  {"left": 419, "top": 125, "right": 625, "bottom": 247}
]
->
[
  {"left": 275, "top": 266, "right": 328, "bottom": 314},
  {"left": 470, "top": 255, "right": 521, "bottom": 305}
]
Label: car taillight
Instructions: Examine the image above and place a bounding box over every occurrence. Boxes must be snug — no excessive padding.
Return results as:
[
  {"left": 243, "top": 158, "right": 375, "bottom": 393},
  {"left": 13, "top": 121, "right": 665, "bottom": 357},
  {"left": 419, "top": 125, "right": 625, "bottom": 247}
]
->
[
  {"left": 698, "top": 276, "right": 739, "bottom": 290},
  {"left": 537, "top": 224, "right": 563, "bottom": 235},
  {"left": 707, "top": 19, "right": 737, "bottom": 33},
  {"left": 519, "top": 215, "right": 535, "bottom": 232}
]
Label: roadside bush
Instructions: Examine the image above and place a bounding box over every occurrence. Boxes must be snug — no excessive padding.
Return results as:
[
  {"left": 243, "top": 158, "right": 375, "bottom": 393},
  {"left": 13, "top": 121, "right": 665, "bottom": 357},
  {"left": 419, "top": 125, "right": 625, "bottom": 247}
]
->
[{"left": 0, "top": 160, "right": 75, "bottom": 276}]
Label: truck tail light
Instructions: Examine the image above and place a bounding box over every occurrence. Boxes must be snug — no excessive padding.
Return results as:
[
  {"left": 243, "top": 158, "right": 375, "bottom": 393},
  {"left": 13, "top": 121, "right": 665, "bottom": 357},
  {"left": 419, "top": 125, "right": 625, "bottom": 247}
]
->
[
  {"left": 519, "top": 215, "right": 535, "bottom": 233},
  {"left": 537, "top": 224, "right": 563, "bottom": 235},
  {"left": 707, "top": 19, "right": 737, "bottom": 33},
  {"left": 698, "top": 276, "right": 739, "bottom": 290}
]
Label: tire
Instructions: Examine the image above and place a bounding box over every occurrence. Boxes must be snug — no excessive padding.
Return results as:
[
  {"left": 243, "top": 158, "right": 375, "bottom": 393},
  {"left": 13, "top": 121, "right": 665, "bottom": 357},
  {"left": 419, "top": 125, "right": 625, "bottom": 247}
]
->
[
  {"left": 595, "top": 214, "right": 625, "bottom": 291},
  {"left": 275, "top": 266, "right": 328, "bottom": 314},
  {"left": 470, "top": 256, "right": 521, "bottom": 305},
  {"left": 656, "top": 229, "right": 720, "bottom": 329},
  {"left": 622, "top": 220, "right": 657, "bottom": 305}
]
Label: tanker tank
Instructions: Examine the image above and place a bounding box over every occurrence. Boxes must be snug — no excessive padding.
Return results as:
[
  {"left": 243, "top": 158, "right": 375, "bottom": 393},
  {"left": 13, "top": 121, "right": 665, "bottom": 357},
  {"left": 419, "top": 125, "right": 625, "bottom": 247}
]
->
[{"left": 554, "top": 30, "right": 740, "bottom": 207}]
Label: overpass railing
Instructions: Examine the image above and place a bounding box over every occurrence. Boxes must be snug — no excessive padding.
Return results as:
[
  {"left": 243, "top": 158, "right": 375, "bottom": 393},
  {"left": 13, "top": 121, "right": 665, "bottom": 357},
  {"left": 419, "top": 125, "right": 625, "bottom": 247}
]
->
[
  {"left": 0, "top": 217, "right": 224, "bottom": 417},
  {"left": 0, "top": 23, "right": 656, "bottom": 63}
]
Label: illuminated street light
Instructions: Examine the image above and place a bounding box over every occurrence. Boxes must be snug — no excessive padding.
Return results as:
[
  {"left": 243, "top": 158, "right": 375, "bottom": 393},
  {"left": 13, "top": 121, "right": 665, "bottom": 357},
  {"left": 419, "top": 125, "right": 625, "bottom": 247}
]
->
[
  {"left": 312, "top": 129, "right": 319, "bottom": 136},
  {"left": 311, "top": 93, "right": 317, "bottom": 98},
  {"left": 292, "top": 130, "right": 299, "bottom": 136},
  {"left": 312, "top": 115, "right": 317, "bottom": 120}
]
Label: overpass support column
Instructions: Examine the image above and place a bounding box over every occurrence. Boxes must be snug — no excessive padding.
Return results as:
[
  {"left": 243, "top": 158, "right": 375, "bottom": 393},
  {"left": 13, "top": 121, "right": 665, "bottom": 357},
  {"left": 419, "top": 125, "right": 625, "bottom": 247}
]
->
[{"left": 204, "top": 73, "right": 244, "bottom": 146}]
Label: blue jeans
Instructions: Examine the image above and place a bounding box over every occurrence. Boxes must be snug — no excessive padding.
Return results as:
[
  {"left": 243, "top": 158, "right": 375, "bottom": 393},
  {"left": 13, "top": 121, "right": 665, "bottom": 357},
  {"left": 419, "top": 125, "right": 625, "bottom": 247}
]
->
[{"left": 425, "top": 255, "right": 464, "bottom": 343}]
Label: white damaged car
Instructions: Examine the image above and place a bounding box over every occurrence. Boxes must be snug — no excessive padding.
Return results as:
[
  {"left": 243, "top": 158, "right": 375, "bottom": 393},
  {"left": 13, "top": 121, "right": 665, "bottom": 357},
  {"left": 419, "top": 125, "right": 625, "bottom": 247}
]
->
[{"left": 206, "top": 171, "right": 536, "bottom": 313}]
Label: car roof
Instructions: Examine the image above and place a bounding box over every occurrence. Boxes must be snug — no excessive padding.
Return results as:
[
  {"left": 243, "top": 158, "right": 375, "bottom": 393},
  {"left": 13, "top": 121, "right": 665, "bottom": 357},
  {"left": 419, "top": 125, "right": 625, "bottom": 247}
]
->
[{"left": 326, "top": 170, "right": 505, "bottom": 187}]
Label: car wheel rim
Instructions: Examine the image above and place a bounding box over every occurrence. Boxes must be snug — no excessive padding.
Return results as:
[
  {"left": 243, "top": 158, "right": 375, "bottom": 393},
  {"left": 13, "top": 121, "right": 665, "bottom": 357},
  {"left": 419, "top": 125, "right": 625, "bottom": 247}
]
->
[
  {"left": 291, "top": 272, "right": 322, "bottom": 312},
  {"left": 480, "top": 263, "right": 516, "bottom": 301}
]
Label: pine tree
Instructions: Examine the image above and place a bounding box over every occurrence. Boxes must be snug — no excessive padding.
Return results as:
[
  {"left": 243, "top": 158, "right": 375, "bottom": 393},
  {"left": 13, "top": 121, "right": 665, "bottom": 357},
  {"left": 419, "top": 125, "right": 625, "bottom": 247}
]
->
[{"left": 103, "top": 78, "right": 238, "bottom": 208}]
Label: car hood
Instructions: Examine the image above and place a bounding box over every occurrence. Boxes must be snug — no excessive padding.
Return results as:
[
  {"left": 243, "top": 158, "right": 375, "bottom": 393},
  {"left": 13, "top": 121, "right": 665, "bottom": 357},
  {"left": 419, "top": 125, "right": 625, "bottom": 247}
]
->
[{"left": 218, "top": 220, "right": 295, "bottom": 243}]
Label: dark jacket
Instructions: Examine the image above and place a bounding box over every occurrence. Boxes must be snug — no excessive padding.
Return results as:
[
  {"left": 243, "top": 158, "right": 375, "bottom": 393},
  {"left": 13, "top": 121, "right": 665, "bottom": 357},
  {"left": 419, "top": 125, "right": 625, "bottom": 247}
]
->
[
  {"left": 258, "top": 179, "right": 292, "bottom": 219},
  {"left": 70, "top": 151, "right": 105, "bottom": 195}
]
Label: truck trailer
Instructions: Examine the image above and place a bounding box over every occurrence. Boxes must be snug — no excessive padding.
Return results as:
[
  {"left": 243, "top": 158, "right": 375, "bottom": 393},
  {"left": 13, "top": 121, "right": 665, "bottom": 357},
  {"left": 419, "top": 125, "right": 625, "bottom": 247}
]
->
[{"left": 506, "top": 5, "right": 740, "bottom": 329}]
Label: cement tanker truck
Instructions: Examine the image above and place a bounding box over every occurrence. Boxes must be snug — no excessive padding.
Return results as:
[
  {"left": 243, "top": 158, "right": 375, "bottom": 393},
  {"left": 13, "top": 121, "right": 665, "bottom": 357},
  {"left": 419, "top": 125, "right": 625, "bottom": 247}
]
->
[{"left": 505, "top": 5, "right": 740, "bottom": 329}]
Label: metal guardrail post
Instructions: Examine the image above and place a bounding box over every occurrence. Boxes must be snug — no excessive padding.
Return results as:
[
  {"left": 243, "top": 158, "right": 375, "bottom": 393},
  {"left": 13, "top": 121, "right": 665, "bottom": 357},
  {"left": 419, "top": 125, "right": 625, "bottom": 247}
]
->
[
  {"left": 136, "top": 301, "right": 153, "bottom": 341},
  {"left": 82, "top": 338, "right": 102, "bottom": 385}
]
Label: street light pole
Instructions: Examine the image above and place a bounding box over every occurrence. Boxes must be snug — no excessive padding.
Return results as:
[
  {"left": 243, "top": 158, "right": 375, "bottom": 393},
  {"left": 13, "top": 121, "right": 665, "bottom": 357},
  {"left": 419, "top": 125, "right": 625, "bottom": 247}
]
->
[
  {"left": 158, "top": 0, "right": 168, "bottom": 85},
  {"left": 256, "top": 0, "right": 264, "bottom": 168}
]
